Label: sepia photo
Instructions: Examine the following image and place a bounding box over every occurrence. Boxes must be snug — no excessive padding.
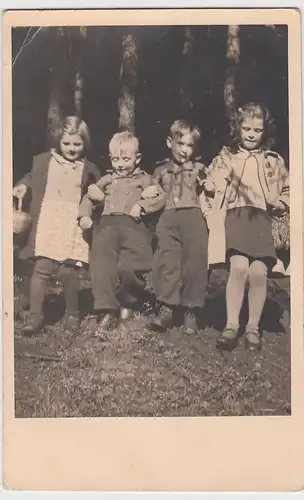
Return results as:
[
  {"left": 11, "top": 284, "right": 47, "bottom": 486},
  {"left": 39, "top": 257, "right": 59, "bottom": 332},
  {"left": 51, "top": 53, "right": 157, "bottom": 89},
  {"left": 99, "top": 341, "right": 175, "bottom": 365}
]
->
[{"left": 3, "top": 8, "right": 304, "bottom": 492}]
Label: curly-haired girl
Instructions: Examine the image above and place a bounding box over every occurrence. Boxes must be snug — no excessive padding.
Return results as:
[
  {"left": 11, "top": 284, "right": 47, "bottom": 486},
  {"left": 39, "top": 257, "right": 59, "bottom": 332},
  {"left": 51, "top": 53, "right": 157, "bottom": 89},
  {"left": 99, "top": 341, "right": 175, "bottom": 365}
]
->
[{"left": 207, "top": 102, "right": 289, "bottom": 351}]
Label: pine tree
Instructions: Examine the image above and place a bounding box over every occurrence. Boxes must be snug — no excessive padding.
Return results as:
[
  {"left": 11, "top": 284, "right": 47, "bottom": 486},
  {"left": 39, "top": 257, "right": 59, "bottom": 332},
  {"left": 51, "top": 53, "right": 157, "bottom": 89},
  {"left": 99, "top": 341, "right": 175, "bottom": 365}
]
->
[
  {"left": 224, "top": 25, "right": 240, "bottom": 119},
  {"left": 118, "top": 33, "right": 137, "bottom": 134}
]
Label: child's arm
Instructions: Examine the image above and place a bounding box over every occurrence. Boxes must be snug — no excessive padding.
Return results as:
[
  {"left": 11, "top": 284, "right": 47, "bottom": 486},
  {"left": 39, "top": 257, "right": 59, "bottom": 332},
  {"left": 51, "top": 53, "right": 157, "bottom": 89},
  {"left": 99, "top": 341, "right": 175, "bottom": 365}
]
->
[
  {"left": 78, "top": 174, "right": 110, "bottom": 219},
  {"left": 137, "top": 175, "right": 166, "bottom": 214},
  {"left": 12, "top": 160, "right": 36, "bottom": 199},
  {"left": 277, "top": 156, "right": 289, "bottom": 211}
]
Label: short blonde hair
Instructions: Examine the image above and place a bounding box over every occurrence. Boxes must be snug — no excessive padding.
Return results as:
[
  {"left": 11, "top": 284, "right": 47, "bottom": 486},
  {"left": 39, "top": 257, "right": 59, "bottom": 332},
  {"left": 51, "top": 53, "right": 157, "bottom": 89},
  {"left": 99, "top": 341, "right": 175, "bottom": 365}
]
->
[
  {"left": 109, "top": 131, "right": 139, "bottom": 155},
  {"left": 54, "top": 116, "right": 91, "bottom": 154},
  {"left": 169, "top": 119, "right": 201, "bottom": 144}
]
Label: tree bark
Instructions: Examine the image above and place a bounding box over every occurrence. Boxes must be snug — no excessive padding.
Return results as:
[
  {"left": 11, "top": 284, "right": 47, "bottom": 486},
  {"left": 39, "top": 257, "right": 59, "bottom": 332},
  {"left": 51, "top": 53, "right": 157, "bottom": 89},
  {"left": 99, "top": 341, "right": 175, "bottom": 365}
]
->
[
  {"left": 224, "top": 25, "right": 240, "bottom": 119},
  {"left": 47, "top": 28, "right": 70, "bottom": 148},
  {"left": 180, "top": 27, "right": 195, "bottom": 116},
  {"left": 118, "top": 33, "right": 137, "bottom": 134},
  {"left": 73, "top": 27, "right": 87, "bottom": 117}
]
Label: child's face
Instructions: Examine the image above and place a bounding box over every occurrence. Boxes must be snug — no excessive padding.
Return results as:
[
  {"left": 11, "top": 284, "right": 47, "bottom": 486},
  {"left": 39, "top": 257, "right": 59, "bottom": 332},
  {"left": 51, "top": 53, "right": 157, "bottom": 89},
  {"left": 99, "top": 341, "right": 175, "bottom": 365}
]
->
[
  {"left": 240, "top": 115, "right": 264, "bottom": 150},
  {"left": 167, "top": 132, "right": 195, "bottom": 165},
  {"left": 109, "top": 145, "right": 141, "bottom": 176},
  {"left": 60, "top": 133, "right": 84, "bottom": 161}
]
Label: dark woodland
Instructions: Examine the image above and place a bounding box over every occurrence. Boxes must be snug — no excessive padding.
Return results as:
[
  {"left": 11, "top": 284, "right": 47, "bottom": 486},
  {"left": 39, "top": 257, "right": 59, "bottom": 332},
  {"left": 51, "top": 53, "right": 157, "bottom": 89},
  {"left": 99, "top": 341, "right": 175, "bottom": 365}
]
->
[
  {"left": 13, "top": 25, "right": 291, "bottom": 418},
  {"left": 12, "top": 25, "right": 289, "bottom": 181}
]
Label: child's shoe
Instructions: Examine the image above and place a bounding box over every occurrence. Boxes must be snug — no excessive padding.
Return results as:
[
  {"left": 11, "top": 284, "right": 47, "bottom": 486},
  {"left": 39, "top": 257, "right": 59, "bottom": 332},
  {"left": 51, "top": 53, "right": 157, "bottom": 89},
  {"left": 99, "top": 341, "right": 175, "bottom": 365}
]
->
[
  {"left": 63, "top": 313, "right": 80, "bottom": 333},
  {"left": 183, "top": 309, "right": 198, "bottom": 335},
  {"left": 148, "top": 304, "right": 173, "bottom": 333},
  {"left": 95, "top": 311, "right": 119, "bottom": 335},
  {"left": 120, "top": 307, "right": 134, "bottom": 322},
  {"left": 22, "top": 313, "right": 44, "bottom": 337}
]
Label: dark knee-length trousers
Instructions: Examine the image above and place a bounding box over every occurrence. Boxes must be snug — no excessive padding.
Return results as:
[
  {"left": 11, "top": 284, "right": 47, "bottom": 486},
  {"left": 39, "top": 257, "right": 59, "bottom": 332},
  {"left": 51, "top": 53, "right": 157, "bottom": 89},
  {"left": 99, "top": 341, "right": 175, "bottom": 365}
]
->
[
  {"left": 90, "top": 216, "right": 153, "bottom": 311},
  {"left": 152, "top": 208, "right": 208, "bottom": 309}
]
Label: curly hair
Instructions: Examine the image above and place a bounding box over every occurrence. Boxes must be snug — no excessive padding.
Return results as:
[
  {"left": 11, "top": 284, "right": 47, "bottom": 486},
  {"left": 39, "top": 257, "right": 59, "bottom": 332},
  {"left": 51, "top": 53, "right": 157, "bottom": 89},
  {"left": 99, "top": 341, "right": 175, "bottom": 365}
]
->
[
  {"left": 227, "top": 102, "right": 276, "bottom": 152},
  {"left": 54, "top": 116, "right": 91, "bottom": 155}
]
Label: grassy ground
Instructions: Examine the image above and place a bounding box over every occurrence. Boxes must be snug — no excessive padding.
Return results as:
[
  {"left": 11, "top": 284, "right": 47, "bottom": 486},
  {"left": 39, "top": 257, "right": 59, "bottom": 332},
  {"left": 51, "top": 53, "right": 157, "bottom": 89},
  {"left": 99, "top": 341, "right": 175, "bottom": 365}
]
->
[{"left": 14, "top": 264, "right": 291, "bottom": 418}]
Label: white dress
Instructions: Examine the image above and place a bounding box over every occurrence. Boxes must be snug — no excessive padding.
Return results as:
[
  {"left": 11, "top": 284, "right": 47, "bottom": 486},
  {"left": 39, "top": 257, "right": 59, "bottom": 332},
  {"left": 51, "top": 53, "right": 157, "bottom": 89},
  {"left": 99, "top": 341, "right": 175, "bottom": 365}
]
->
[{"left": 34, "top": 151, "right": 89, "bottom": 264}]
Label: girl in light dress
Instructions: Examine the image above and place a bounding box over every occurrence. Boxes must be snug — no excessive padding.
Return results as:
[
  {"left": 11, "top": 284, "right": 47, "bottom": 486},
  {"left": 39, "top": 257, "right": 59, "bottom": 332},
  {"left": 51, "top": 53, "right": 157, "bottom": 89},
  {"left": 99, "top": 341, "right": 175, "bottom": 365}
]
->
[{"left": 13, "top": 116, "right": 100, "bottom": 336}]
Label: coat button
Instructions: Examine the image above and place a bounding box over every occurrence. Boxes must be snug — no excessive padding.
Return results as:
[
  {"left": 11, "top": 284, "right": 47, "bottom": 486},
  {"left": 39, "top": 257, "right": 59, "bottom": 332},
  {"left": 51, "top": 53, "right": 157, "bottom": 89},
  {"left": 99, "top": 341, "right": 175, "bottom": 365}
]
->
[
  {"left": 174, "top": 197, "right": 179, "bottom": 202},
  {"left": 267, "top": 172, "right": 273, "bottom": 177},
  {"left": 124, "top": 191, "right": 129, "bottom": 195}
]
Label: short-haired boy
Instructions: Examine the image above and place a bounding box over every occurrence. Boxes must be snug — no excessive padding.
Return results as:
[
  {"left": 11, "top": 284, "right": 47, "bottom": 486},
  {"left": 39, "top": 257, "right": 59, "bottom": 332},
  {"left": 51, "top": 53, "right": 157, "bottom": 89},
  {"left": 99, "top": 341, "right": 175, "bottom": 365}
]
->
[
  {"left": 149, "top": 120, "right": 212, "bottom": 335},
  {"left": 79, "top": 131, "right": 165, "bottom": 333}
]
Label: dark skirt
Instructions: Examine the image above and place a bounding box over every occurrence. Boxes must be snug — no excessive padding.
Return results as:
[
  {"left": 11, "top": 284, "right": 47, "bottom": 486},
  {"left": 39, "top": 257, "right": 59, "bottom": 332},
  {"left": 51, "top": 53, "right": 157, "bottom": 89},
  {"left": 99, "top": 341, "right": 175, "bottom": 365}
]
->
[{"left": 225, "top": 206, "right": 276, "bottom": 268}]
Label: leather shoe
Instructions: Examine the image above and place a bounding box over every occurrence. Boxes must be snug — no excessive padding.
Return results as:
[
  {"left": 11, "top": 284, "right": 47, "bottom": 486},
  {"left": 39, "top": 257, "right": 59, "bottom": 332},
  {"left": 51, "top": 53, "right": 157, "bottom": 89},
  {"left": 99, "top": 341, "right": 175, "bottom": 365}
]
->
[
  {"left": 148, "top": 305, "right": 172, "bottom": 333},
  {"left": 216, "top": 329, "right": 239, "bottom": 351},
  {"left": 183, "top": 309, "right": 198, "bottom": 335},
  {"left": 23, "top": 313, "right": 44, "bottom": 337},
  {"left": 245, "top": 330, "right": 262, "bottom": 352},
  {"left": 95, "top": 312, "right": 118, "bottom": 334}
]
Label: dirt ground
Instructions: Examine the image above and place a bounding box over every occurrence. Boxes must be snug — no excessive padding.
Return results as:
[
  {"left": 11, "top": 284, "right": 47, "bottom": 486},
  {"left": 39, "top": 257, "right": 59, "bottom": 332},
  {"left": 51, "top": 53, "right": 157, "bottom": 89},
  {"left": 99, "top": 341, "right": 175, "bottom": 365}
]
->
[{"left": 13, "top": 260, "right": 291, "bottom": 418}]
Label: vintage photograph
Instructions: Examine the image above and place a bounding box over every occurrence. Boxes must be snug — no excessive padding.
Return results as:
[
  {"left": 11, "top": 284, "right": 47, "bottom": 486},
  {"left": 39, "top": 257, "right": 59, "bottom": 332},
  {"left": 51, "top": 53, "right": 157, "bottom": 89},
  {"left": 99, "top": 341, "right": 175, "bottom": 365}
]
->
[{"left": 12, "top": 22, "right": 291, "bottom": 418}]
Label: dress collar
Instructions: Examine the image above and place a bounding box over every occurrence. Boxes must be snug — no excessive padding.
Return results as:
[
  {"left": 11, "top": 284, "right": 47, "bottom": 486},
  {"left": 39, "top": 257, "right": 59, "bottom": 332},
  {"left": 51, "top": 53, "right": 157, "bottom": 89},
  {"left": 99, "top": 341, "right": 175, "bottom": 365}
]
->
[{"left": 51, "top": 149, "right": 84, "bottom": 169}]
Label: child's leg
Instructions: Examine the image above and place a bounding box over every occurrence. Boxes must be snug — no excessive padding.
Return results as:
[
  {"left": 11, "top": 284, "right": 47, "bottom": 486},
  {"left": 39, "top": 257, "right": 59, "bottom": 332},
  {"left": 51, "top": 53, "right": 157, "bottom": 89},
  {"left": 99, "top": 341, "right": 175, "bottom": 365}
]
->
[
  {"left": 247, "top": 259, "right": 268, "bottom": 333},
  {"left": 179, "top": 210, "right": 208, "bottom": 309},
  {"left": 152, "top": 211, "right": 182, "bottom": 307},
  {"left": 117, "top": 226, "right": 153, "bottom": 309},
  {"left": 28, "top": 258, "right": 57, "bottom": 315},
  {"left": 225, "top": 254, "right": 250, "bottom": 332},
  {"left": 23, "top": 257, "right": 57, "bottom": 335},
  {"left": 58, "top": 264, "right": 79, "bottom": 316},
  {"left": 90, "top": 223, "right": 119, "bottom": 312}
]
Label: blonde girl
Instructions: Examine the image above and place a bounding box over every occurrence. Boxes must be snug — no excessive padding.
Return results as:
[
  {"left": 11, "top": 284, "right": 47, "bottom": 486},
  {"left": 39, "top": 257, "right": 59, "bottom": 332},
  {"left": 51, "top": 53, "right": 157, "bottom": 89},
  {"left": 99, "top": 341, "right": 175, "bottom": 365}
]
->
[{"left": 13, "top": 116, "right": 100, "bottom": 336}]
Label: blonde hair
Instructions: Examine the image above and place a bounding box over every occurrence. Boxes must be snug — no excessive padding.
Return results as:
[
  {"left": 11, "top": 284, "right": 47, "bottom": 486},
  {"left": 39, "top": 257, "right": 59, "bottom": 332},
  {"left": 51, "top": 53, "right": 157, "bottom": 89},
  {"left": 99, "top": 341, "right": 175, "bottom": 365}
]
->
[
  {"left": 169, "top": 119, "right": 201, "bottom": 144},
  {"left": 54, "top": 116, "right": 91, "bottom": 154},
  {"left": 109, "top": 131, "right": 139, "bottom": 155}
]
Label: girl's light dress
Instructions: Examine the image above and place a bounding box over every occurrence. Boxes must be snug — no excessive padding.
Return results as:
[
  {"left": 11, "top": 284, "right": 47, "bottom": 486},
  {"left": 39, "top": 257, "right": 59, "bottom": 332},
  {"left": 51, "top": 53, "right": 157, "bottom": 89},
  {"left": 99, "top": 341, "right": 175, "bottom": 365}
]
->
[{"left": 34, "top": 150, "right": 89, "bottom": 265}]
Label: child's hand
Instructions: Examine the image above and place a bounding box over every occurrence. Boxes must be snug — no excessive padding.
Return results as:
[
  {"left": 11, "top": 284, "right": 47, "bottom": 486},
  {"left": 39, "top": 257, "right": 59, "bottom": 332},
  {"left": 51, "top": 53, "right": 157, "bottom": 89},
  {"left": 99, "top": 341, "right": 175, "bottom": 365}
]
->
[
  {"left": 79, "top": 216, "right": 93, "bottom": 230},
  {"left": 13, "top": 184, "right": 27, "bottom": 199},
  {"left": 129, "top": 204, "right": 142, "bottom": 220},
  {"left": 197, "top": 178, "right": 215, "bottom": 193},
  {"left": 270, "top": 200, "right": 286, "bottom": 216},
  {"left": 87, "top": 184, "right": 105, "bottom": 202},
  {"left": 141, "top": 185, "right": 160, "bottom": 199}
]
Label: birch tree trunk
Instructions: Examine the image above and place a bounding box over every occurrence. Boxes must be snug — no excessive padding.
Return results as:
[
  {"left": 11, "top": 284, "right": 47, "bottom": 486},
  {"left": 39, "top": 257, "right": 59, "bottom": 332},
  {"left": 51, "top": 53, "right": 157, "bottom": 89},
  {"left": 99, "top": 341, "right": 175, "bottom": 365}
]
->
[
  {"left": 47, "top": 28, "right": 70, "bottom": 148},
  {"left": 118, "top": 33, "right": 137, "bottom": 134},
  {"left": 73, "top": 26, "right": 87, "bottom": 117},
  {"left": 224, "top": 25, "right": 240, "bottom": 119},
  {"left": 180, "top": 27, "right": 195, "bottom": 116}
]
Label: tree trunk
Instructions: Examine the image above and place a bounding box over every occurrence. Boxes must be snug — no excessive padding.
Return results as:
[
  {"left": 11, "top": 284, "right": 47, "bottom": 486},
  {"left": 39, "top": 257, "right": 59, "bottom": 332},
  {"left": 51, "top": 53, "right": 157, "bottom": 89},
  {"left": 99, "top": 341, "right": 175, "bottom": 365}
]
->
[
  {"left": 73, "top": 27, "right": 87, "bottom": 117},
  {"left": 224, "top": 25, "right": 240, "bottom": 119},
  {"left": 180, "top": 26, "right": 195, "bottom": 116},
  {"left": 47, "top": 28, "right": 70, "bottom": 148},
  {"left": 118, "top": 33, "right": 137, "bottom": 134}
]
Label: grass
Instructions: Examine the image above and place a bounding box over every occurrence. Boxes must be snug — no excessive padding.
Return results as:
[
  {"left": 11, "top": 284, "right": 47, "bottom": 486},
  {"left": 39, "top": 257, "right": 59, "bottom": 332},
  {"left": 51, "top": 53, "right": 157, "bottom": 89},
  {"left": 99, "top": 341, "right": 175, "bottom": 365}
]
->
[{"left": 14, "top": 264, "right": 291, "bottom": 418}]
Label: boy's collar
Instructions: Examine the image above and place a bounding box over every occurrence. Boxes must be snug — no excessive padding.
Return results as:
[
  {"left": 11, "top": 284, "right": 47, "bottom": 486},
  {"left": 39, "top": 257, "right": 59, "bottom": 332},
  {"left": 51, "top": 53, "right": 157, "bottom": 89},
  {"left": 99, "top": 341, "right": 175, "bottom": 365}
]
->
[
  {"left": 167, "top": 159, "right": 195, "bottom": 173},
  {"left": 106, "top": 166, "right": 143, "bottom": 178}
]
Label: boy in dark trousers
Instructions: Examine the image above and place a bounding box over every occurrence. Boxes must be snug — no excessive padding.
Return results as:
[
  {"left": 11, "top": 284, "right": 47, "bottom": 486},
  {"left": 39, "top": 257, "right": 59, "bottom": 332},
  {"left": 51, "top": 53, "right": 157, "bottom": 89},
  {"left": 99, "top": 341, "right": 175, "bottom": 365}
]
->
[
  {"left": 149, "top": 119, "right": 212, "bottom": 335},
  {"left": 79, "top": 131, "right": 165, "bottom": 333}
]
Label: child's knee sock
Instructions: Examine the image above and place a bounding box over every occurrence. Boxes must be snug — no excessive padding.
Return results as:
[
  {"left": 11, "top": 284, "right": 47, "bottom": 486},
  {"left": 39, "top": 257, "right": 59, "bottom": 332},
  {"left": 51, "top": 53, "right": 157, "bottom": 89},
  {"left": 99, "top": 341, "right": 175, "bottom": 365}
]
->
[
  {"left": 59, "top": 265, "right": 79, "bottom": 315},
  {"left": 247, "top": 260, "right": 267, "bottom": 332},
  {"left": 29, "top": 258, "right": 54, "bottom": 316},
  {"left": 226, "top": 255, "right": 249, "bottom": 330}
]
